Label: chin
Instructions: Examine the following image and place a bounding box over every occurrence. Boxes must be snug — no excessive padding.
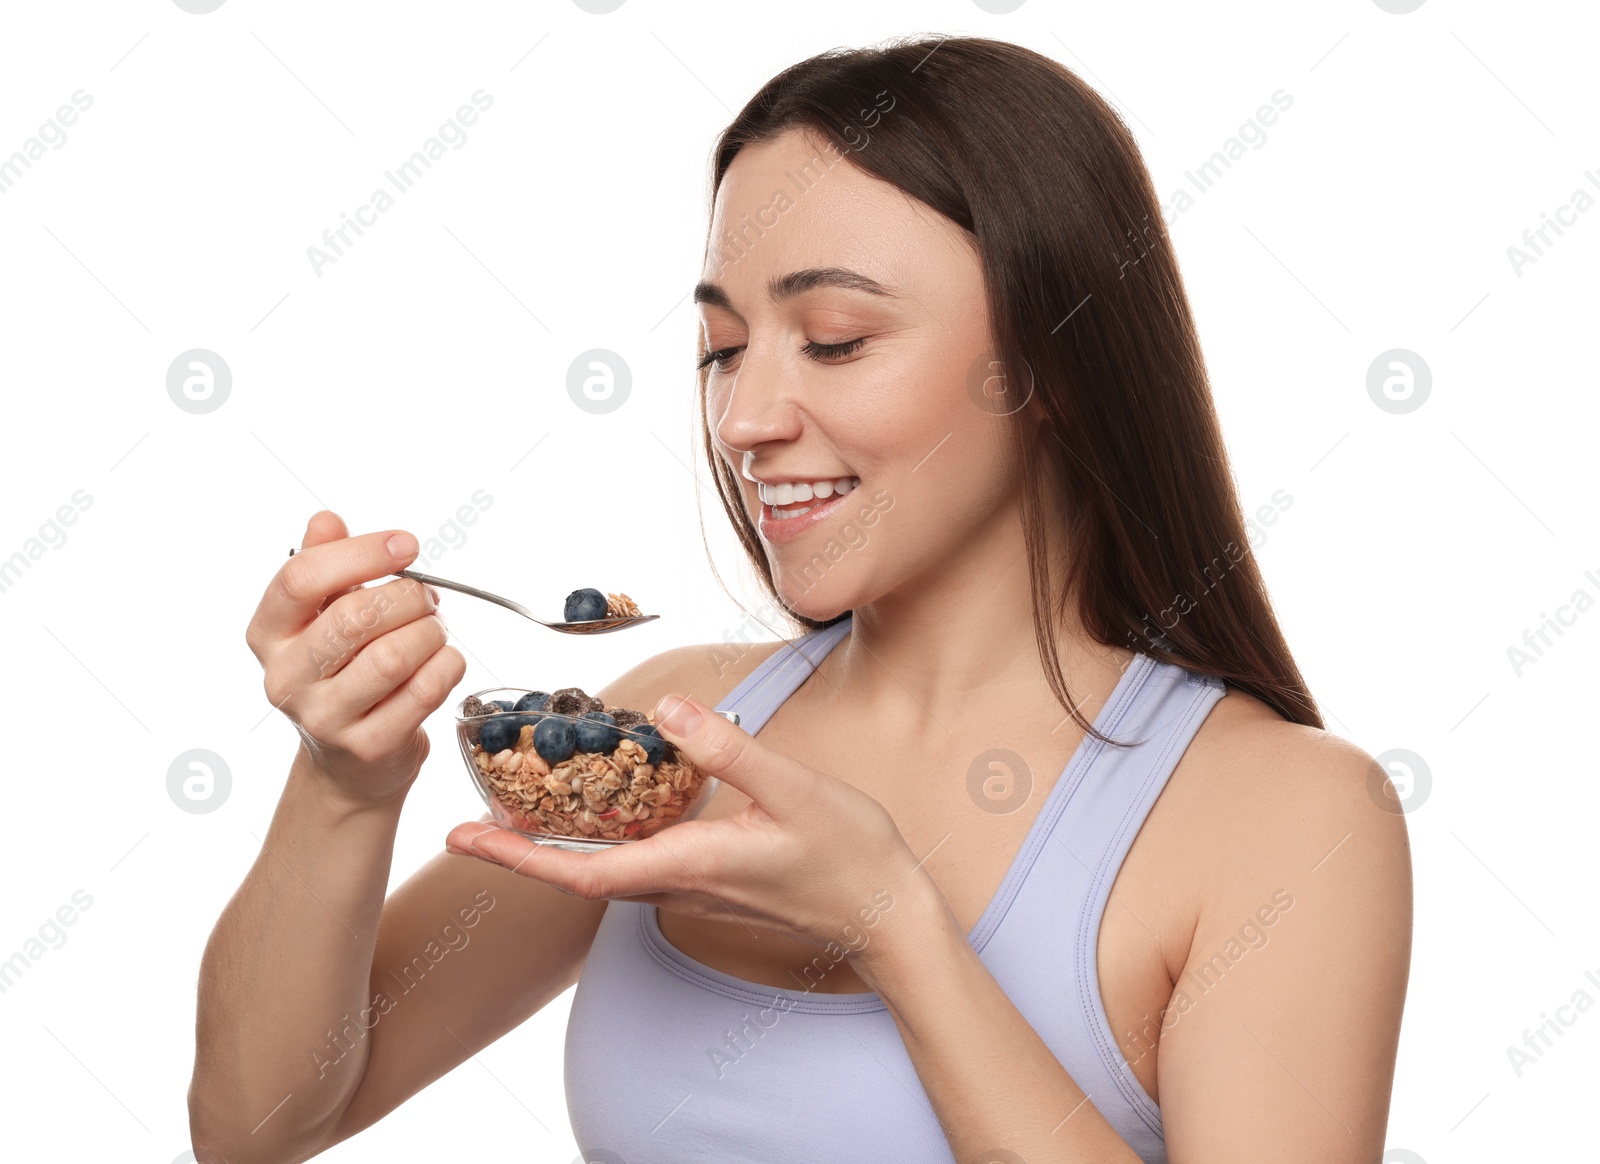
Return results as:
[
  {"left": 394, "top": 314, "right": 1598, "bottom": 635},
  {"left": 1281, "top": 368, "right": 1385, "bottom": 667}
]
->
[
  {"left": 775, "top": 591, "right": 841, "bottom": 623},
  {"left": 771, "top": 576, "right": 852, "bottom": 624}
]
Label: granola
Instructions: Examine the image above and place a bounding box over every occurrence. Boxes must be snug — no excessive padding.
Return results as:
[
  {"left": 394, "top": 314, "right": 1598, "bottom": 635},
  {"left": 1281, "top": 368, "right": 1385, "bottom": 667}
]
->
[
  {"left": 605, "top": 592, "right": 641, "bottom": 618},
  {"left": 471, "top": 730, "right": 706, "bottom": 842}
]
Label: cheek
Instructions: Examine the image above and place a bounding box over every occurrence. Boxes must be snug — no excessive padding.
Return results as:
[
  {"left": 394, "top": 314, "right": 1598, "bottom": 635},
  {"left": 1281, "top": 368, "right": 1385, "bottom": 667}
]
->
[
  {"left": 829, "top": 354, "right": 956, "bottom": 459},
  {"left": 902, "top": 423, "right": 1014, "bottom": 522}
]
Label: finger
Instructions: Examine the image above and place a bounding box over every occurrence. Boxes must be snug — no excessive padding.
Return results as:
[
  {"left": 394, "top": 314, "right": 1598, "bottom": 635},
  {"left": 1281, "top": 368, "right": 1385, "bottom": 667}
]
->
[
  {"left": 652, "top": 693, "right": 811, "bottom": 815},
  {"left": 445, "top": 821, "right": 502, "bottom": 856},
  {"left": 293, "top": 574, "right": 440, "bottom": 687},
  {"left": 301, "top": 510, "right": 359, "bottom": 614},
  {"left": 339, "top": 640, "right": 466, "bottom": 755},
  {"left": 250, "top": 527, "right": 422, "bottom": 649},
  {"left": 448, "top": 820, "right": 699, "bottom": 901}
]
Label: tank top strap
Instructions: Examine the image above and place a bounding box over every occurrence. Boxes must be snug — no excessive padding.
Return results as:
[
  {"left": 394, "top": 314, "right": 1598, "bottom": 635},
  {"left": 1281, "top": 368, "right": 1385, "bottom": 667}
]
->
[
  {"left": 1064, "top": 656, "right": 1227, "bottom": 1136},
  {"left": 713, "top": 616, "right": 854, "bottom": 734}
]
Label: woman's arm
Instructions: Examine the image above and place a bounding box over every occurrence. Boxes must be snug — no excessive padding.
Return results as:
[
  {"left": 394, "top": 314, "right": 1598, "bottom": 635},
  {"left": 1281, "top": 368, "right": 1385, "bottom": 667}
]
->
[
  {"left": 849, "top": 732, "right": 1412, "bottom": 1163},
  {"left": 1153, "top": 732, "right": 1412, "bottom": 1160}
]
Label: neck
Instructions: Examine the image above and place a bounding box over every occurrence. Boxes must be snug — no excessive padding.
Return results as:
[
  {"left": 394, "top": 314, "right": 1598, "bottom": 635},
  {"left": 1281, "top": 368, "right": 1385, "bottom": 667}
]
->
[{"left": 816, "top": 495, "right": 1127, "bottom": 732}]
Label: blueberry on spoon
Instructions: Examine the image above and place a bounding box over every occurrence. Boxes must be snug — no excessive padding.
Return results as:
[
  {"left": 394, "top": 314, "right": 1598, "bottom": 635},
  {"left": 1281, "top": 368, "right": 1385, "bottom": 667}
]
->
[{"left": 563, "top": 588, "right": 608, "bottom": 622}]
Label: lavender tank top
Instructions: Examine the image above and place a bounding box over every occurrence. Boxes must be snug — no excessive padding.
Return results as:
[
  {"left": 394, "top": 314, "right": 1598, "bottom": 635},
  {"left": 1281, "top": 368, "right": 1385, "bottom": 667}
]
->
[{"left": 564, "top": 615, "right": 1226, "bottom": 1162}]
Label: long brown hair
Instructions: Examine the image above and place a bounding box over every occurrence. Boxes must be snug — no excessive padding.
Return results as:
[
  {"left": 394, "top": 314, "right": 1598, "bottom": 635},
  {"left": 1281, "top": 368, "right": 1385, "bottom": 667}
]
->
[{"left": 692, "top": 34, "right": 1322, "bottom": 738}]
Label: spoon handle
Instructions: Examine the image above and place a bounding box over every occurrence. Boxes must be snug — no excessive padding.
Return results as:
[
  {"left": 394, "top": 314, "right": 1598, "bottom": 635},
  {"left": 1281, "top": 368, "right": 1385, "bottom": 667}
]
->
[{"left": 392, "top": 568, "right": 541, "bottom": 622}]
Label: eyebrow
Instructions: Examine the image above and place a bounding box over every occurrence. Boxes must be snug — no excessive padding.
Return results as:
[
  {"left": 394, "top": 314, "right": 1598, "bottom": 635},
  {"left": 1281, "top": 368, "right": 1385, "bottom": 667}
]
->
[{"left": 693, "top": 266, "right": 899, "bottom": 312}]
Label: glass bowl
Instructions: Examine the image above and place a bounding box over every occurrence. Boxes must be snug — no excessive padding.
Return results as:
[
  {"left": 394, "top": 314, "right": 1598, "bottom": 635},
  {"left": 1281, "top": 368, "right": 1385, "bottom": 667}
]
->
[{"left": 455, "top": 686, "right": 720, "bottom": 853}]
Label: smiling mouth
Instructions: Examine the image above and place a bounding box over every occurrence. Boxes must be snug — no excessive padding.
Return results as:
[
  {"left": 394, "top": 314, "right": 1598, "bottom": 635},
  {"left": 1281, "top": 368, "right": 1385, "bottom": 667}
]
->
[{"left": 758, "top": 476, "right": 861, "bottom": 520}]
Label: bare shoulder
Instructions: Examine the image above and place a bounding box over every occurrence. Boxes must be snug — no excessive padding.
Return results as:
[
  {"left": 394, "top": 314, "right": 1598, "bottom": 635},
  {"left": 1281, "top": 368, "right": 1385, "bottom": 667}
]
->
[
  {"left": 1164, "top": 683, "right": 1413, "bottom": 899},
  {"left": 1128, "top": 683, "right": 1411, "bottom": 960},
  {"left": 594, "top": 636, "right": 790, "bottom": 717}
]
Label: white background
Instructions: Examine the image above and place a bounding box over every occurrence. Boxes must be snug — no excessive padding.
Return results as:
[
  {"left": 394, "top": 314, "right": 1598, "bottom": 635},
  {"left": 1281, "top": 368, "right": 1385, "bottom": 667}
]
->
[{"left": 0, "top": 1, "right": 1595, "bottom": 1160}]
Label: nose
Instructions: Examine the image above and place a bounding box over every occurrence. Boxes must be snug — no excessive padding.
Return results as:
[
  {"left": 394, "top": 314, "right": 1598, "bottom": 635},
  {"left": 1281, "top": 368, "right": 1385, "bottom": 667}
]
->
[{"left": 710, "top": 350, "right": 805, "bottom": 460}]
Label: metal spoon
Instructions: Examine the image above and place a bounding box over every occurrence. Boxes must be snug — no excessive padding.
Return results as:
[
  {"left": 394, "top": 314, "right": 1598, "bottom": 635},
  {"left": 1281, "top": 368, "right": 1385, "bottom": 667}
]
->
[
  {"left": 398, "top": 568, "right": 659, "bottom": 635},
  {"left": 286, "top": 551, "right": 658, "bottom": 635}
]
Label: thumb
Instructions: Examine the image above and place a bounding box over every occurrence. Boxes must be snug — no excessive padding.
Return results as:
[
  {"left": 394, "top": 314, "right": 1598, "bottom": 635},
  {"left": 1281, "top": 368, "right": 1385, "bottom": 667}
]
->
[
  {"left": 652, "top": 693, "right": 809, "bottom": 814},
  {"left": 301, "top": 509, "right": 349, "bottom": 550},
  {"left": 297, "top": 510, "right": 359, "bottom": 613}
]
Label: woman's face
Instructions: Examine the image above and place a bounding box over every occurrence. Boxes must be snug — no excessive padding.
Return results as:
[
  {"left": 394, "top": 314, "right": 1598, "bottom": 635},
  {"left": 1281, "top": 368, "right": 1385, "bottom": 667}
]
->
[{"left": 698, "top": 127, "right": 1023, "bottom": 621}]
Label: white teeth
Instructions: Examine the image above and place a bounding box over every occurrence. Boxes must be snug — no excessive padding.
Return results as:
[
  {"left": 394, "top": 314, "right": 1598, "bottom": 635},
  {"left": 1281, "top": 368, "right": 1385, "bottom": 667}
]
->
[
  {"left": 770, "top": 503, "right": 815, "bottom": 521},
  {"left": 757, "top": 476, "right": 860, "bottom": 506}
]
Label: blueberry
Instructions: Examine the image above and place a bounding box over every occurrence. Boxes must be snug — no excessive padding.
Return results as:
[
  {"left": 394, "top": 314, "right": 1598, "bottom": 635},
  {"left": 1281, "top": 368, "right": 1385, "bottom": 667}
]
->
[
  {"left": 491, "top": 699, "right": 517, "bottom": 712},
  {"left": 513, "top": 690, "right": 550, "bottom": 713},
  {"left": 627, "top": 723, "right": 667, "bottom": 766},
  {"left": 479, "top": 716, "right": 521, "bottom": 754},
  {"left": 574, "top": 711, "right": 620, "bottom": 754},
  {"left": 563, "top": 588, "right": 608, "bottom": 622},
  {"left": 533, "top": 715, "right": 577, "bottom": 763}
]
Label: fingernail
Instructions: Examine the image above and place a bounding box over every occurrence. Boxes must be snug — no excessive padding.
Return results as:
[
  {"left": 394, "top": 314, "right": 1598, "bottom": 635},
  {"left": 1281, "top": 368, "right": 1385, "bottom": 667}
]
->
[
  {"left": 655, "top": 694, "right": 703, "bottom": 737},
  {"left": 446, "top": 841, "right": 473, "bottom": 856},
  {"left": 387, "top": 532, "right": 418, "bottom": 559}
]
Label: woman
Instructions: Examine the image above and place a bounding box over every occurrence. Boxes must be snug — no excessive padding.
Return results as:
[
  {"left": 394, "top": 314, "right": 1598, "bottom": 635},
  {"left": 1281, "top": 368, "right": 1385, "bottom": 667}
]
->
[{"left": 190, "top": 35, "right": 1411, "bottom": 1163}]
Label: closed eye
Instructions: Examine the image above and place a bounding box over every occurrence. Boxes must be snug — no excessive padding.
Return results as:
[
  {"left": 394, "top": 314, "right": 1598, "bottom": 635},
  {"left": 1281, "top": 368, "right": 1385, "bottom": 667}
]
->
[{"left": 696, "top": 337, "right": 867, "bottom": 372}]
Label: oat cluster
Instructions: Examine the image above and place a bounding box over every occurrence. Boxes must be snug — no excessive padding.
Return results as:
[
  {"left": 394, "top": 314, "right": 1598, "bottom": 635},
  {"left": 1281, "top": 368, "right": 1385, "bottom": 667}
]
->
[
  {"left": 605, "top": 592, "right": 641, "bottom": 618},
  {"left": 471, "top": 726, "right": 706, "bottom": 842}
]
